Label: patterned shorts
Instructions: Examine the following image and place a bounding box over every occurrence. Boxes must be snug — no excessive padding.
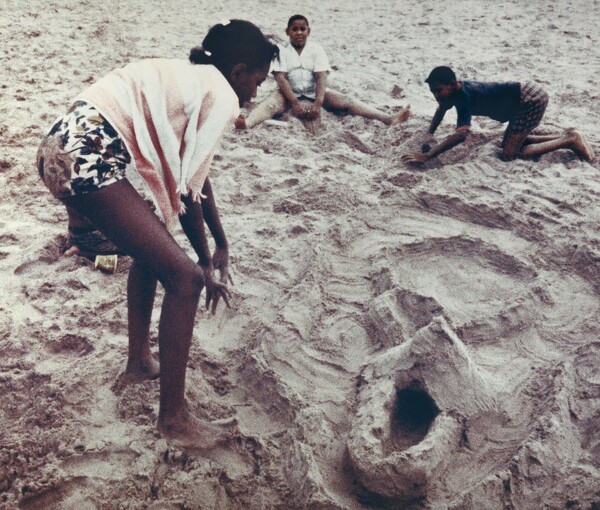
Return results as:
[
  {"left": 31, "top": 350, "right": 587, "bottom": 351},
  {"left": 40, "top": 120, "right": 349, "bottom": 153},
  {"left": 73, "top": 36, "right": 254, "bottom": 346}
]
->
[
  {"left": 506, "top": 82, "right": 549, "bottom": 135},
  {"left": 37, "top": 101, "right": 131, "bottom": 199}
]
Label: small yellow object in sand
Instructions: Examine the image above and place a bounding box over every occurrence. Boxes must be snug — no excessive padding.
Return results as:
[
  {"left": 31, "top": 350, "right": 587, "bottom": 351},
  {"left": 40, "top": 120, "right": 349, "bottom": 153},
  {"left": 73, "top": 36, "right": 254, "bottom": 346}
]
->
[{"left": 94, "top": 254, "right": 118, "bottom": 273}]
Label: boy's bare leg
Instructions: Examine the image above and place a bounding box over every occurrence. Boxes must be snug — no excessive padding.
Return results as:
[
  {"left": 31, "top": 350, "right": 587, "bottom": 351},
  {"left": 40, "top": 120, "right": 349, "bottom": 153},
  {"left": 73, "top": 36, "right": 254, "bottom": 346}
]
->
[
  {"left": 522, "top": 133, "right": 564, "bottom": 144},
  {"left": 504, "top": 130, "right": 595, "bottom": 161},
  {"left": 123, "top": 260, "right": 160, "bottom": 382},
  {"left": 324, "top": 90, "right": 410, "bottom": 125},
  {"left": 63, "top": 179, "right": 235, "bottom": 448},
  {"left": 237, "top": 90, "right": 287, "bottom": 129}
]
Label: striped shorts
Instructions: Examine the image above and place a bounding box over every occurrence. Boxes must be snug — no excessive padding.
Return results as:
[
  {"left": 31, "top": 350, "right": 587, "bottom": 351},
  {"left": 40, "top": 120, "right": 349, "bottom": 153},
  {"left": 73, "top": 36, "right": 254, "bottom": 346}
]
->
[{"left": 506, "top": 82, "right": 549, "bottom": 135}]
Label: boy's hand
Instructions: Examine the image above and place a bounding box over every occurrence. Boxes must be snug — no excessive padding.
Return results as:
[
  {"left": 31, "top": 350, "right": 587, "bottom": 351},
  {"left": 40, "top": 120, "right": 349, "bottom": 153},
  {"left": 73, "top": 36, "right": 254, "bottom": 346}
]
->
[
  {"left": 401, "top": 152, "right": 430, "bottom": 164},
  {"left": 291, "top": 101, "right": 306, "bottom": 119},
  {"left": 305, "top": 104, "right": 321, "bottom": 120}
]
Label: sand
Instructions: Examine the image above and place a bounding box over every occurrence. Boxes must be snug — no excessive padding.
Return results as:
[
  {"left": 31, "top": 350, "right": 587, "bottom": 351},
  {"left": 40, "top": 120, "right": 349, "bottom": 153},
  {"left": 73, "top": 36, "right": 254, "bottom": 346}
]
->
[{"left": 1, "top": 0, "right": 599, "bottom": 508}]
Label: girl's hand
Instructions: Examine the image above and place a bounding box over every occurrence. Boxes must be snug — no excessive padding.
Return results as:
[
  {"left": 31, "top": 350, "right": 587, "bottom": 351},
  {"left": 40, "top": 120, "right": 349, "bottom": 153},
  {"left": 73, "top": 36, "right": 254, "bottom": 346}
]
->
[{"left": 202, "top": 266, "right": 232, "bottom": 314}]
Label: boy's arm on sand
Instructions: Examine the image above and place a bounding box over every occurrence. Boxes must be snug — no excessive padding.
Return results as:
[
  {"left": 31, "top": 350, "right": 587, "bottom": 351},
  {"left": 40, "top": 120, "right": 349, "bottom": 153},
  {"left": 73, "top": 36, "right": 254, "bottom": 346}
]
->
[
  {"left": 274, "top": 72, "right": 304, "bottom": 117},
  {"left": 429, "top": 107, "right": 446, "bottom": 134},
  {"left": 402, "top": 129, "right": 470, "bottom": 164}
]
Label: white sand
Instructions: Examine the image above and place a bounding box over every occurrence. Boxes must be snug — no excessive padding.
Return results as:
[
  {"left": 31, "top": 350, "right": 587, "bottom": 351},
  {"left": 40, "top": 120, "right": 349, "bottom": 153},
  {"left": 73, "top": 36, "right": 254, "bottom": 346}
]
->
[{"left": 1, "top": 0, "right": 599, "bottom": 508}]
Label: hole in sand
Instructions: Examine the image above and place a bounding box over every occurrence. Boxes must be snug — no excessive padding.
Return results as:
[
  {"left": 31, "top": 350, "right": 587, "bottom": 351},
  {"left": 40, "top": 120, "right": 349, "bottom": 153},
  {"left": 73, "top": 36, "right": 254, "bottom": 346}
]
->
[{"left": 389, "top": 384, "right": 439, "bottom": 450}]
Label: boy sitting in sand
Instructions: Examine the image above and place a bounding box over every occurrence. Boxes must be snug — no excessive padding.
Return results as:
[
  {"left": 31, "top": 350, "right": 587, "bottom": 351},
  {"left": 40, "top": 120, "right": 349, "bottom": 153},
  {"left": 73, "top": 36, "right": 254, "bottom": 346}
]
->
[
  {"left": 235, "top": 14, "right": 410, "bottom": 130},
  {"left": 402, "top": 66, "right": 595, "bottom": 164}
]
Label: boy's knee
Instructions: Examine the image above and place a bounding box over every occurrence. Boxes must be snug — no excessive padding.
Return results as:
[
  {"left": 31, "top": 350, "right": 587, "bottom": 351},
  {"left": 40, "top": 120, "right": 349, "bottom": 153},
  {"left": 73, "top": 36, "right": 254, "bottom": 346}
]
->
[
  {"left": 501, "top": 132, "right": 527, "bottom": 160},
  {"left": 265, "top": 93, "right": 286, "bottom": 115},
  {"left": 265, "top": 102, "right": 283, "bottom": 116},
  {"left": 334, "top": 95, "right": 352, "bottom": 110},
  {"left": 499, "top": 149, "right": 518, "bottom": 162}
]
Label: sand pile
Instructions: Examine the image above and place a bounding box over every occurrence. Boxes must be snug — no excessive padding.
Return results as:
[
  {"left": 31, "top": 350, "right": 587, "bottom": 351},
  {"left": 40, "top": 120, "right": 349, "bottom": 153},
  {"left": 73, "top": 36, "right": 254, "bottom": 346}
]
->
[{"left": 1, "top": 0, "right": 599, "bottom": 508}]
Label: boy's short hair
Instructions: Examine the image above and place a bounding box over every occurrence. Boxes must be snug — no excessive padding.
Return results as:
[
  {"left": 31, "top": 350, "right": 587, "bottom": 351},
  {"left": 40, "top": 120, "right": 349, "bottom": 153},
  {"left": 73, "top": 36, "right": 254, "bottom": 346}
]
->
[
  {"left": 287, "top": 14, "right": 309, "bottom": 27},
  {"left": 425, "top": 66, "right": 457, "bottom": 85}
]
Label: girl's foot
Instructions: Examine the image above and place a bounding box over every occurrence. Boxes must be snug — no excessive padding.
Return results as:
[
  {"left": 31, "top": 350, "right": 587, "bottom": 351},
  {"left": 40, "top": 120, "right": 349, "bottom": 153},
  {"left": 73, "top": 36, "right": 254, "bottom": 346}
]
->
[
  {"left": 387, "top": 105, "right": 411, "bottom": 125},
  {"left": 157, "top": 409, "right": 237, "bottom": 449},
  {"left": 123, "top": 354, "right": 160, "bottom": 383}
]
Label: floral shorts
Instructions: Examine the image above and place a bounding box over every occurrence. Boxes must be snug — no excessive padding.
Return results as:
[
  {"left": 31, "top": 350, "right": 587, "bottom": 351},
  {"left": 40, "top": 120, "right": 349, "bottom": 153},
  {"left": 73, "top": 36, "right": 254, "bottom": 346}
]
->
[
  {"left": 37, "top": 101, "right": 131, "bottom": 199},
  {"left": 506, "top": 82, "right": 549, "bottom": 135}
]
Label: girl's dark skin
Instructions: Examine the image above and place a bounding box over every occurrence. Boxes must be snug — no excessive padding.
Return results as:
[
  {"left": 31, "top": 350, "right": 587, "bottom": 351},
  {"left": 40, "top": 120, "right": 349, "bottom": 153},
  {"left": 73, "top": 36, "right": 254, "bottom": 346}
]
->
[{"left": 61, "top": 60, "right": 269, "bottom": 448}]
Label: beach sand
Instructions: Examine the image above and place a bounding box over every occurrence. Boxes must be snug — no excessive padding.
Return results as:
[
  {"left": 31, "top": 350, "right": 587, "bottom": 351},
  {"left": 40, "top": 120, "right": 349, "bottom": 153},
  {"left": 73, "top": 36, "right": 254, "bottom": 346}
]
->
[{"left": 1, "top": 0, "right": 599, "bottom": 508}]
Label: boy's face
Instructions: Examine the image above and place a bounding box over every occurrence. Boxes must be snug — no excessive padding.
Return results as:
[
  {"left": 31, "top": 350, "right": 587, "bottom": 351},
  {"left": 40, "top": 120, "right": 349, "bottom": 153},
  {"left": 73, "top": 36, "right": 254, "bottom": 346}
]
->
[
  {"left": 429, "top": 82, "right": 456, "bottom": 104},
  {"left": 286, "top": 20, "right": 310, "bottom": 49}
]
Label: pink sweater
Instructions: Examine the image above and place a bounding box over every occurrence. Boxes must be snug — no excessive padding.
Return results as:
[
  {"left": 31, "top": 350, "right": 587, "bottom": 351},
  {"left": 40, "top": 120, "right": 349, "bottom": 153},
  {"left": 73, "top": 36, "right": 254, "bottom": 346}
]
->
[{"left": 78, "top": 59, "right": 239, "bottom": 229}]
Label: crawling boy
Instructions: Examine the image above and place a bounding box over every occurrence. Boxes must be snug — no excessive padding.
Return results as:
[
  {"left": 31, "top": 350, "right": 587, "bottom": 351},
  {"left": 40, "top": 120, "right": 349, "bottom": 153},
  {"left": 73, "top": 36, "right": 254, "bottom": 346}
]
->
[{"left": 402, "top": 66, "right": 594, "bottom": 164}]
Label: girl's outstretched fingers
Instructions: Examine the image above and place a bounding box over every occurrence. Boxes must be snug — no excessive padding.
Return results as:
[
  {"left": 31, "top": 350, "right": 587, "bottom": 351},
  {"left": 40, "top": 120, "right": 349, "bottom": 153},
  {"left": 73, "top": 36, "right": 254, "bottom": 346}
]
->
[{"left": 205, "top": 280, "right": 232, "bottom": 314}]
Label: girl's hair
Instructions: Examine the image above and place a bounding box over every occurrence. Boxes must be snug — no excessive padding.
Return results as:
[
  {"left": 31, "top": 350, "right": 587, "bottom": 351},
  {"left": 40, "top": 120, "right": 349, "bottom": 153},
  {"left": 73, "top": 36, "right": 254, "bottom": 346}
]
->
[
  {"left": 189, "top": 19, "right": 279, "bottom": 75},
  {"left": 287, "top": 14, "right": 309, "bottom": 28}
]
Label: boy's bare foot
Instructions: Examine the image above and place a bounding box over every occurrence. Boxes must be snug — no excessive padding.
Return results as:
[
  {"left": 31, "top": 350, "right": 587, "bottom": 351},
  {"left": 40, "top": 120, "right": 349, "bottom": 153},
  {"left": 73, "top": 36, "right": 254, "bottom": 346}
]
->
[
  {"left": 387, "top": 105, "right": 411, "bottom": 125},
  {"left": 157, "top": 409, "right": 238, "bottom": 449},
  {"left": 569, "top": 130, "right": 595, "bottom": 162},
  {"left": 234, "top": 115, "right": 247, "bottom": 130}
]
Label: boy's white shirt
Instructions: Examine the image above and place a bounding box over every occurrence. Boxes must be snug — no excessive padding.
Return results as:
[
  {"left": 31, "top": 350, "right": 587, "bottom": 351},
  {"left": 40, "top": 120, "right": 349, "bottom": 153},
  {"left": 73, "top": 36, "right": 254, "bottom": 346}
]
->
[{"left": 272, "top": 40, "right": 330, "bottom": 99}]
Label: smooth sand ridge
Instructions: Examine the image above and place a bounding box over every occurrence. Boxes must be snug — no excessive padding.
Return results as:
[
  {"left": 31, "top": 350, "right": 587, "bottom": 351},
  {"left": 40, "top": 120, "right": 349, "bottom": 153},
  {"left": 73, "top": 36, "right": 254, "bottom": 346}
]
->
[{"left": 1, "top": 0, "right": 600, "bottom": 508}]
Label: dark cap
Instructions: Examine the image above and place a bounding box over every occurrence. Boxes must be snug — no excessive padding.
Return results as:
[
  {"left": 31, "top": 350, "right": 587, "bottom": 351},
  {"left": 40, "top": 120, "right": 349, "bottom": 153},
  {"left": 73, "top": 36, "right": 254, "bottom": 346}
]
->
[{"left": 425, "top": 66, "right": 457, "bottom": 85}]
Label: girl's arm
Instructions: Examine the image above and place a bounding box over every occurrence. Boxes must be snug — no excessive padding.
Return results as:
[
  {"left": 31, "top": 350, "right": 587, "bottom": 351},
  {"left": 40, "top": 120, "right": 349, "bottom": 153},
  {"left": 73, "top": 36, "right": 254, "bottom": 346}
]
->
[
  {"left": 179, "top": 192, "right": 212, "bottom": 268},
  {"left": 199, "top": 177, "right": 227, "bottom": 250},
  {"left": 179, "top": 180, "right": 231, "bottom": 312}
]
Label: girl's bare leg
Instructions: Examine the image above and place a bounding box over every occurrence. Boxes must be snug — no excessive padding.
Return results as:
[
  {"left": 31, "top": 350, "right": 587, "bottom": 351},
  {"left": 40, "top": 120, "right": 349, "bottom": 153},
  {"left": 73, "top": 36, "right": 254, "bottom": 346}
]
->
[
  {"left": 63, "top": 205, "right": 124, "bottom": 258},
  {"left": 63, "top": 179, "right": 235, "bottom": 448},
  {"left": 124, "top": 260, "right": 160, "bottom": 382},
  {"left": 66, "top": 206, "right": 92, "bottom": 229},
  {"left": 324, "top": 89, "right": 410, "bottom": 125}
]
